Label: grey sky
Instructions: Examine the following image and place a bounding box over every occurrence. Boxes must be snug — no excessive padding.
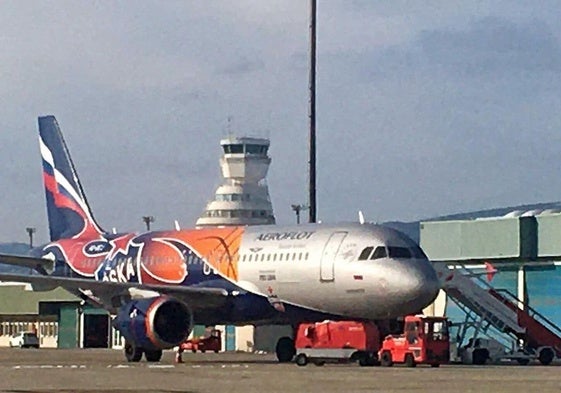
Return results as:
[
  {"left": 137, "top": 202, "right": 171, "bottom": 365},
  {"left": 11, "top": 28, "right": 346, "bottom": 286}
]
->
[{"left": 2, "top": 1, "right": 561, "bottom": 244}]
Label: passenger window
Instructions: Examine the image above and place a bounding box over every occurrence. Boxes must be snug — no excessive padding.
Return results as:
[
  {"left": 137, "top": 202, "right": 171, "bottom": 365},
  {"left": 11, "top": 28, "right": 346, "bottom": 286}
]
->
[
  {"left": 388, "top": 247, "right": 411, "bottom": 259},
  {"left": 370, "top": 246, "right": 387, "bottom": 259},
  {"left": 358, "top": 247, "right": 373, "bottom": 260}
]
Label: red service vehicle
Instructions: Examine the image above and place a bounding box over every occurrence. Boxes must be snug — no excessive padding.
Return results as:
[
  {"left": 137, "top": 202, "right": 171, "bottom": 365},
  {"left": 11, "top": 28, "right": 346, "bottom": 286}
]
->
[
  {"left": 379, "top": 315, "right": 450, "bottom": 367},
  {"left": 179, "top": 329, "right": 222, "bottom": 354},
  {"left": 294, "top": 320, "right": 380, "bottom": 366}
]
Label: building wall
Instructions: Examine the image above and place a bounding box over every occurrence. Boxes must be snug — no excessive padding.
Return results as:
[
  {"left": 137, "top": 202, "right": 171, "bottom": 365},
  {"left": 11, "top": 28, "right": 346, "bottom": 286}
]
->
[
  {"left": 235, "top": 326, "right": 254, "bottom": 352},
  {"left": 0, "top": 319, "right": 58, "bottom": 348}
]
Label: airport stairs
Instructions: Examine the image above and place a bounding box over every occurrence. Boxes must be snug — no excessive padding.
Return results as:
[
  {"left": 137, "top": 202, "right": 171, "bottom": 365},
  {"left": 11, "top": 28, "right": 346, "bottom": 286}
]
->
[
  {"left": 434, "top": 263, "right": 561, "bottom": 357},
  {"left": 488, "top": 288, "right": 561, "bottom": 357}
]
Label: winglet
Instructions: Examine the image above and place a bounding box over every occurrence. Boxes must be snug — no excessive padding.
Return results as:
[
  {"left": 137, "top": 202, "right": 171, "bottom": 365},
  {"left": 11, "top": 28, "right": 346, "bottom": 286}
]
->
[{"left": 358, "top": 210, "right": 365, "bottom": 225}]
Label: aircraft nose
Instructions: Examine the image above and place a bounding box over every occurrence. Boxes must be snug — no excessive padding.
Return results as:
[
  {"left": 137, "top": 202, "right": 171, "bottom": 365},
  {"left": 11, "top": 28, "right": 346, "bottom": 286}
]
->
[
  {"left": 387, "top": 259, "right": 441, "bottom": 316},
  {"left": 402, "top": 260, "right": 440, "bottom": 313}
]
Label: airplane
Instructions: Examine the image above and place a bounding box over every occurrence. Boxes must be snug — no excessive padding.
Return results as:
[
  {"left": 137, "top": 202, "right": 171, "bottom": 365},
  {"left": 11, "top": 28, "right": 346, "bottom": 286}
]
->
[{"left": 0, "top": 115, "right": 441, "bottom": 363}]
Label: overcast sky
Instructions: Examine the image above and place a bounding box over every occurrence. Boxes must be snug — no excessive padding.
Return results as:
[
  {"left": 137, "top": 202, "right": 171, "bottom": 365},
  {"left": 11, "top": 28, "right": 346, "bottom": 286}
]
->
[{"left": 2, "top": 1, "right": 561, "bottom": 244}]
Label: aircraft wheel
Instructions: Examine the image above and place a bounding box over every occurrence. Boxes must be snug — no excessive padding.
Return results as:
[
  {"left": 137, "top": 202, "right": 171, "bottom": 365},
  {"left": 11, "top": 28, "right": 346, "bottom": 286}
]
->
[
  {"left": 276, "top": 336, "right": 295, "bottom": 363},
  {"left": 404, "top": 353, "right": 416, "bottom": 368},
  {"left": 124, "top": 341, "right": 143, "bottom": 362},
  {"left": 295, "top": 354, "right": 308, "bottom": 366},
  {"left": 144, "top": 349, "right": 163, "bottom": 362}
]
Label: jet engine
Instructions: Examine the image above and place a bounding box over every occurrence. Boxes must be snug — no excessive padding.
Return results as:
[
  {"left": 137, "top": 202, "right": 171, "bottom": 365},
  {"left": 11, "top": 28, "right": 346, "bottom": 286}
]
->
[{"left": 113, "top": 296, "right": 192, "bottom": 350}]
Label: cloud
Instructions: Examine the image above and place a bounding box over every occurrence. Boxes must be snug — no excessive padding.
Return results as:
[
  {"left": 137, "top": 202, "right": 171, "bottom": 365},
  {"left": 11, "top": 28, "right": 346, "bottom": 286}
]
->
[
  {"left": 216, "top": 58, "right": 266, "bottom": 76},
  {"left": 418, "top": 17, "right": 561, "bottom": 76},
  {"left": 3, "top": 3, "right": 561, "bottom": 243}
]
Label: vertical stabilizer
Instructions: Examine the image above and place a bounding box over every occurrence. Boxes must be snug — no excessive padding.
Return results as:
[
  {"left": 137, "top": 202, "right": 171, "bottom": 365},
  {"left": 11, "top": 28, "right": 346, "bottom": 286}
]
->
[{"left": 38, "top": 116, "right": 104, "bottom": 241}]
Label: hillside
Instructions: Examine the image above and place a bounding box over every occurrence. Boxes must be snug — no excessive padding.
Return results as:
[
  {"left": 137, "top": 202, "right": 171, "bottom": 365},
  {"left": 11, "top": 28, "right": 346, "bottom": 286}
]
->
[{"left": 0, "top": 242, "right": 32, "bottom": 274}]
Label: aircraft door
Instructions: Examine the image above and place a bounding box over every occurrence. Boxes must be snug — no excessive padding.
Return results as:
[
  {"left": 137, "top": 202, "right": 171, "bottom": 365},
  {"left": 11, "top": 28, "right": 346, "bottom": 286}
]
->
[{"left": 320, "top": 232, "right": 347, "bottom": 281}]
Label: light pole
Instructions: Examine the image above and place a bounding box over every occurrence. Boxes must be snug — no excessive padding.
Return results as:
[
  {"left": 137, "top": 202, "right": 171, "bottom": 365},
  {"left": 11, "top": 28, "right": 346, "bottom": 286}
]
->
[
  {"left": 142, "top": 216, "right": 155, "bottom": 231},
  {"left": 291, "top": 204, "right": 309, "bottom": 225},
  {"left": 25, "top": 227, "right": 36, "bottom": 248},
  {"left": 308, "top": 0, "right": 317, "bottom": 223}
]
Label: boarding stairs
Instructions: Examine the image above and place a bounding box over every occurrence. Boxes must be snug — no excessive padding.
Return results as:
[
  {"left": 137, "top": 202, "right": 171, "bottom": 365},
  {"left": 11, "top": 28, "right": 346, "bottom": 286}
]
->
[{"left": 434, "top": 263, "right": 561, "bottom": 361}]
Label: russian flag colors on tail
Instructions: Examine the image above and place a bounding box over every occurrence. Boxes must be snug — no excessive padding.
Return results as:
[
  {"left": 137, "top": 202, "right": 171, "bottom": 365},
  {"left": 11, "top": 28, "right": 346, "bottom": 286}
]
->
[{"left": 38, "top": 116, "right": 104, "bottom": 241}]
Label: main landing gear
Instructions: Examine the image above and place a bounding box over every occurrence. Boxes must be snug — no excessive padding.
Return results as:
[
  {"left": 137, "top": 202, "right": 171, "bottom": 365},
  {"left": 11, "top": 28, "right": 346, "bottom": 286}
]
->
[
  {"left": 275, "top": 336, "right": 296, "bottom": 362},
  {"left": 124, "top": 341, "right": 163, "bottom": 362}
]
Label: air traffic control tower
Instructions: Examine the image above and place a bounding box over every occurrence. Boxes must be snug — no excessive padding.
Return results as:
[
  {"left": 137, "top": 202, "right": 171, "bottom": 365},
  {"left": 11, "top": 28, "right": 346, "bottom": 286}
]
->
[{"left": 196, "top": 136, "right": 275, "bottom": 227}]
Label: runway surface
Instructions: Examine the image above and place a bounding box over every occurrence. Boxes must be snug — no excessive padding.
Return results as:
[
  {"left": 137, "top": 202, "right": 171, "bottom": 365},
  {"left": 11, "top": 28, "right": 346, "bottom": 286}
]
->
[{"left": 1, "top": 348, "right": 560, "bottom": 393}]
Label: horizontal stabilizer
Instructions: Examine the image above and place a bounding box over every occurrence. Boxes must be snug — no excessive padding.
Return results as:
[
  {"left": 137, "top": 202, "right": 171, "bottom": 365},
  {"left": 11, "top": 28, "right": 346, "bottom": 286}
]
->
[{"left": 0, "top": 254, "right": 55, "bottom": 275}]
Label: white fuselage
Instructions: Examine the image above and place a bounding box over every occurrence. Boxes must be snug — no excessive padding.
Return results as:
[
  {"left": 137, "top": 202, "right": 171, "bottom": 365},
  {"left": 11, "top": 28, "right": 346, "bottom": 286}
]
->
[{"left": 235, "top": 223, "right": 440, "bottom": 320}]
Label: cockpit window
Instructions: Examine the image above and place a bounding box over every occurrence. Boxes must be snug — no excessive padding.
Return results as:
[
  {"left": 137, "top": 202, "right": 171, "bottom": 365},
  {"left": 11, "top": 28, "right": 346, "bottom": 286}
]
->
[
  {"left": 388, "top": 247, "right": 411, "bottom": 259},
  {"left": 358, "top": 247, "right": 373, "bottom": 260},
  {"left": 370, "top": 246, "right": 387, "bottom": 260},
  {"left": 411, "top": 246, "right": 428, "bottom": 259}
]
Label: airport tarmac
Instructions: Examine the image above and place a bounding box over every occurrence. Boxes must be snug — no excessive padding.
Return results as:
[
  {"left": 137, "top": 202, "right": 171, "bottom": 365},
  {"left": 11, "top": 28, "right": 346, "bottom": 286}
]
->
[{"left": 0, "top": 348, "right": 560, "bottom": 393}]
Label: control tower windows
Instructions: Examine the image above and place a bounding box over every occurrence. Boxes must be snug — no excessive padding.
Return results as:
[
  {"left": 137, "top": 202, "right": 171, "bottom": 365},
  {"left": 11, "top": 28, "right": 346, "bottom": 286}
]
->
[
  {"left": 216, "top": 194, "right": 251, "bottom": 202},
  {"left": 202, "top": 209, "right": 272, "bottom": 219},
  {"left": 223, "top": 144, "right": 244, "bottom": 154},
  {"left": 246, "top": 144, "right": 268, "bottom": 155},
  {"left": 223, "top": 144, "right": 268, "bottom": 155}
]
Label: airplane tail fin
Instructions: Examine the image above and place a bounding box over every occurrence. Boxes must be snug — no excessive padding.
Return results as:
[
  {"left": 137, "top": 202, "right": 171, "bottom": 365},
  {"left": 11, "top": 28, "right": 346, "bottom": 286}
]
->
[{"left": 38, "top": 116, "right": 104, "bottom": 241}]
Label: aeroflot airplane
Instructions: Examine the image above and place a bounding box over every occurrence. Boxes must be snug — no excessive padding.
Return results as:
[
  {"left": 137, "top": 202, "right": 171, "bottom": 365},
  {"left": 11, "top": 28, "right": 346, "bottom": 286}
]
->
[{"left": 0, "top": 116, "right": 440, "bottom": 362}]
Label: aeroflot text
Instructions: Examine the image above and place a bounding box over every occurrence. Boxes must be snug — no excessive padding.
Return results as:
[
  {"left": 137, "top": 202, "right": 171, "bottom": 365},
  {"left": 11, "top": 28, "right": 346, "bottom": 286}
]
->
[{"left": 256, "top": 231, "right": 315, "bottom": 241}]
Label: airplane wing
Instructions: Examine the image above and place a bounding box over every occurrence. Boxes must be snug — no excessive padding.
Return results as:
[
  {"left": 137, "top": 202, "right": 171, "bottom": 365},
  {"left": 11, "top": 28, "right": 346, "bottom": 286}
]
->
[
  {"left": 0, "top": 253, "right": 55, "bottom": 274},
  {"left": 0, "top": 272, "right": 229, "bottom": 312}
]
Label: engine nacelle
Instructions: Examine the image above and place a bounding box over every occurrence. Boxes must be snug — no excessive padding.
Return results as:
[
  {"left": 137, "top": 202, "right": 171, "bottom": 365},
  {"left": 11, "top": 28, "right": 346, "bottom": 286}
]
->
[{"left": 113, "top": 296, "right": 192, "bottom": 350}]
